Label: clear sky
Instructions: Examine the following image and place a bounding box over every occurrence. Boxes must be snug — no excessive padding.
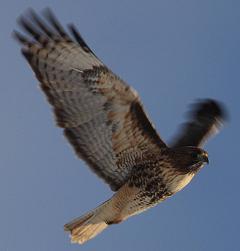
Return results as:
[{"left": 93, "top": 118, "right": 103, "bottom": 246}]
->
[{"left": 1, "top": 1, "right": 239, "bottom": 250}]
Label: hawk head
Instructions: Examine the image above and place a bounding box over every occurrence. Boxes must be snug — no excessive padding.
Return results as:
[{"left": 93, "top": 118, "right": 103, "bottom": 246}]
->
[{"left": 172, "top": 146, "right": 209, "bottom": 173}]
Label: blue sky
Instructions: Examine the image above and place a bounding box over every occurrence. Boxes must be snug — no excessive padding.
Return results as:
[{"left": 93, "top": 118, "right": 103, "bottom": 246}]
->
[{"left": 1, "top": 1, "right": 239, "bottom": 250}]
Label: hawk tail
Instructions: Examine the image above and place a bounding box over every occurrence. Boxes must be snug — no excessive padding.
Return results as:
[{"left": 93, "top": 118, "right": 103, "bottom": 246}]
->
[{"left": 64, "top": 199, "right": 114, "bottom": 244}]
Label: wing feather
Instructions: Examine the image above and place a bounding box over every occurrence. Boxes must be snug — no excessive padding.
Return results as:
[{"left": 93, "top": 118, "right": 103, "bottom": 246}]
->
[
  {"left": 170, "top": 99, "right": 227, "bottom": 148},
  {"left": 14, "top": 9, "right": 166, "bottom": 191}
]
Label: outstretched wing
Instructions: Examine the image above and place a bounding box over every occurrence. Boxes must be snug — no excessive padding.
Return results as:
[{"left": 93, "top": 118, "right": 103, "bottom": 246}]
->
[
  {"left": 170, "top": 99, "right": 227, "bottom": 148},
  {"left": 14, "top": 8, "right": 166, "bottom": 191}
]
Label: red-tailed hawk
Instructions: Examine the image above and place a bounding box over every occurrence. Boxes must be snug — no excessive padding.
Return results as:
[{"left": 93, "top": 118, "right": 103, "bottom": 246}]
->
[{"left": 14, "top": 8, "right": 227, "bottom": 244}]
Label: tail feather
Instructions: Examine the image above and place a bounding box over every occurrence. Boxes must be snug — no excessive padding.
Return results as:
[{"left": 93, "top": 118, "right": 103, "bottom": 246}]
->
[
  {"left": 64, "top": 185, "right": 139, "bottom": 244},
  {"left": 64, "top": 202, "right": 110, "bottom": 244},
  {"left": 64, "top": 211, "right": 93, "bottom": 232}
]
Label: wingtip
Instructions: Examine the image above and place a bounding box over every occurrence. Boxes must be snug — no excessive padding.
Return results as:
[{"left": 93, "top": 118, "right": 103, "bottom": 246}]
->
[
  {"left": 12, "top": 30, "right": 30, "bottom": 46},
  {"left": 190, "top": 98, "right": 229, "bottom": 123},
  {"left": 41, "top": 7, "right": 53, "bottom": 18}
]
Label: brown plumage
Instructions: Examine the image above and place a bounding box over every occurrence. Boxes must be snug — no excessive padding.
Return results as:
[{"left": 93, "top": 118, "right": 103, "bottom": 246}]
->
[{"left": 14, "top": 8, "right": 227, "bottom": 244}]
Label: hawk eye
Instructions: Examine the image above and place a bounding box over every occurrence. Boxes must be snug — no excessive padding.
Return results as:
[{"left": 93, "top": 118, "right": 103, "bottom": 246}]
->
[{"left": 191, "top": 152, "right": 199, "bottom": 159}]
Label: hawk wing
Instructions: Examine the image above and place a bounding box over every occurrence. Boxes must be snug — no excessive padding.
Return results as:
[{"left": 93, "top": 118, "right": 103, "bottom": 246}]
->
[
  {"left": 170, "top": 99, "right": 227, "bottom": 148},
  {"left": 14, "top": 9, "right": 167, "bottom": 191}
]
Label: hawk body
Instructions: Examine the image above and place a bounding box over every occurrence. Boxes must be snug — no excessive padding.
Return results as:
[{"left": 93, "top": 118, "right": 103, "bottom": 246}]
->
[{"left": 14, "top": 8, "right": 227, "bottom": 244}]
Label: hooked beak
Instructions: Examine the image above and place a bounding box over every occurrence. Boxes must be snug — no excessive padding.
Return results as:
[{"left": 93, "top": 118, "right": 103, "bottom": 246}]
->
[{"left": 201, "top": 154, "right": 209, "bottom": 164}]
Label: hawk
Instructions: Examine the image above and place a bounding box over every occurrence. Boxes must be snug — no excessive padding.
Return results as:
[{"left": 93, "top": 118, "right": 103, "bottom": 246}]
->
[{"left": 14, "top": 9, "right": 227, "bottom": 244}]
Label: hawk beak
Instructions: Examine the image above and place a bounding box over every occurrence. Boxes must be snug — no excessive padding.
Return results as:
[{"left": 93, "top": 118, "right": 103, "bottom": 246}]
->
[
  {"left": 201, "top": 154, "right": 209, "bottom": 164},
  {"left": 205, "top": 156, "right": 209, "bottom": 164}
]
